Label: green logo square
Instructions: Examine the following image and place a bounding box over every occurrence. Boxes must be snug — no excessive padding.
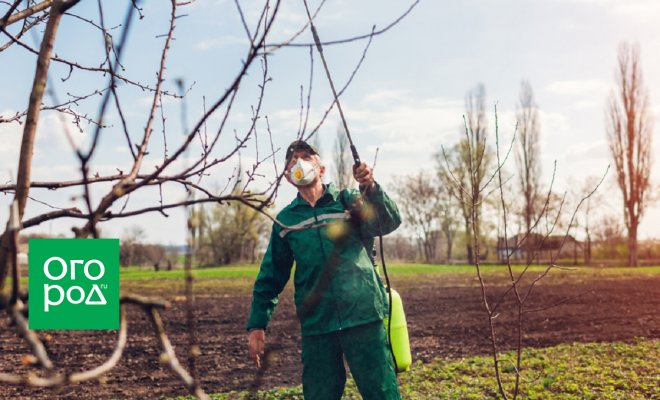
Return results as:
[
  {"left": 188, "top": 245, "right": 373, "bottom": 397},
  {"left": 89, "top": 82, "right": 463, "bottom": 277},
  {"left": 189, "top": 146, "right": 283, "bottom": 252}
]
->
[{"left": 28, "top": 238, "right": 119, "bottom": 330}]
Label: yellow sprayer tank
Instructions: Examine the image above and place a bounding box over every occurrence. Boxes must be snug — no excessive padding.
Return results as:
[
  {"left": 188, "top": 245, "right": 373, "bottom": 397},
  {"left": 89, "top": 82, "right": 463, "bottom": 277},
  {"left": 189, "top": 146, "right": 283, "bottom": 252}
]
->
[{"left": 384, "top": 288, "right": 412, "bottom": 372}]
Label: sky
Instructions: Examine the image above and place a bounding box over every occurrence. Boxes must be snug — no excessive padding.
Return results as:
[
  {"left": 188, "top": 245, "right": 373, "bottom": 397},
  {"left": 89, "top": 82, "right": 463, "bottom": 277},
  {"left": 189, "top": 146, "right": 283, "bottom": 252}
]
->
[{"left": 1, "top": 0, "right": 660, "bottom": 245}]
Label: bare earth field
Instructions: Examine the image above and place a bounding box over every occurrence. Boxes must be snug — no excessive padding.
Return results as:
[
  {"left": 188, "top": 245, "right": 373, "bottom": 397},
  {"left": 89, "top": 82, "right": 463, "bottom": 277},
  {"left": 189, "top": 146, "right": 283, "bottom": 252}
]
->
[{"left": 2, "top": 272, "right": 659, "bottom": 399}]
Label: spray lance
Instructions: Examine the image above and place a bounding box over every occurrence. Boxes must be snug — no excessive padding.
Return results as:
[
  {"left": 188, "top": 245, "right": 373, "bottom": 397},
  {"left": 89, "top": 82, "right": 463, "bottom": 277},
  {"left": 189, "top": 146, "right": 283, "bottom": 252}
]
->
[{"left": 301, "top": 0, "right": 411, "bottom": 373}]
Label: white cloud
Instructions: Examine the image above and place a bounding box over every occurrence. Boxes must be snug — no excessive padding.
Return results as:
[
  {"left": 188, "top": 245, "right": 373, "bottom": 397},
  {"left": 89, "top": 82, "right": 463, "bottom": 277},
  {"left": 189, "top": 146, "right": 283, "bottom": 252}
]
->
[
  {"left": 273, "top": 4, "right": 307, "bottom": 24},
  {"left": 555, "top": 17, "right": 580, "bottom": 32},
  {"left": 335, "top": 92, "right": 465, "bottom": 183},
  {"left": 136, "top": 93, "right": 179, "bottom": 109},
  {"left": 563, "top": 140, "right": 609, "bottom": 159},
  {"left": 31, "top": 164, "right": 80, "bottom": 182},
  {"left": 538, "top": 110, "right": 572, "bottom": 141},
  {"left": 0, "top": 112, "right": 87, "bottom": 180},
  {"left": 360, "top": 89, "right": 411, "bottom": 106},
  {"left": 545, "top": 79, "right": 610, "bottom": 97},
  {"left": 558, "top": 0, "right": 659, "bottom": 10},
  {"left": 270, "top": 108, "right": 315, "bottom": 133},
  {"left": 570, "top": 0, "right": 660, "bottom": 19},
  {"left": 0, "top": 116, "right": 22, "bottom": 181},
  {"left": 260, "top": 91, "right": 467, "bottom": 206},
  {"left": 574, "top": 99, "right": 605, "bottom": 110},
  {"left": 36, "top": 112, "right": 91, "bottom": 152}
]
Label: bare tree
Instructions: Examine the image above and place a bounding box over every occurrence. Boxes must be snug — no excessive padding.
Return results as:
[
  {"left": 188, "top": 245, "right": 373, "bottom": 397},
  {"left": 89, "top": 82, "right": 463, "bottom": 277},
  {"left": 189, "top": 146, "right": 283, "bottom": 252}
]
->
[
  {"left": 592, "top": 213, "right": 626, "bottom": 261},
  {"left": 438, "top": 83, "right": 493, "bottom": 264},
  {"left": 119, "top": 225, "right": 146, "bottom": 267},
  {"left": 438, "top": 180, "right": 458, "bottom": 261},
  {"left": 606, "top": 42, "right": 654, "bottom": 267},
  {"left": 593, "top": 214, "right": 625, "bottom": 243},
  {"left": 0, "top": 1, "right": 283, "bottom": 396},
  {"left": 333, "top": 123, "right": 354, "bottom": 190},
  {"left": 392, "top": 171, "right": 444, "bottom": 263},
  {"left": 515, "top": 80, "right": 541, "bottom": 262},
  {"left": 0, "top": 0, "right": 420, "bottom": 396},
  {"left": 382, "top": 234, "right": 418, "bottom": 262},
  {"left": 573, "top": 176, "right": 606, "bottom": 265},
  {"left": 437, "top": 143, "right": 468, "bottom": 261},
  {"left": 196, "top": 197, "right": 270, "bottom": 266},
  {"left": 442, "top": 105, "right": 605, "bottom": 399}
]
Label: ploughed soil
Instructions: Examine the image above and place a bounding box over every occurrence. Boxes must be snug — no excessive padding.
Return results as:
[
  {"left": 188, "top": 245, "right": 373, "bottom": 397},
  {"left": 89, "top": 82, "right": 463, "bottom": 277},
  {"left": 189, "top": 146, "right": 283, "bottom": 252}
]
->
[{"left": 1, "top": 273, "right": 659, "bottom": 399}]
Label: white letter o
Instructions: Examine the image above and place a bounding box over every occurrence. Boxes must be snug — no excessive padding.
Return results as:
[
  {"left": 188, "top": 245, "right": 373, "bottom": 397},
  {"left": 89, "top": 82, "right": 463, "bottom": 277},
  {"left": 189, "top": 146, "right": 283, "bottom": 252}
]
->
[
  {"left": 67, "top": 286, "right": 85, "bottom": 304},
  {"left": 43, "top": 257, "right": 67, "bottom": 280},
  {"left": 84, "top": 259, "right": 105, "bottom": 281}
]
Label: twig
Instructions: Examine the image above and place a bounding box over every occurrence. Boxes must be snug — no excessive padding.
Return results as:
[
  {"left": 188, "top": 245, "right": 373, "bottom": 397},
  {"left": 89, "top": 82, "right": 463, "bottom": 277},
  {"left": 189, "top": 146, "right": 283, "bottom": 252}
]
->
[
  {"left": 2, "top": 0, "right": 52, "bottom": 28},
  {"left": 523, "top": 290, "right": 594, "bottom": 314},
  {"left": 148, "top": 307, "right": 210, "bottom": 400},
  {"left": 11, "top": 300, "right": 54, "bottom": 370},
  {"left": 266, "top": 0, "right": 419, "bottom": 49}
]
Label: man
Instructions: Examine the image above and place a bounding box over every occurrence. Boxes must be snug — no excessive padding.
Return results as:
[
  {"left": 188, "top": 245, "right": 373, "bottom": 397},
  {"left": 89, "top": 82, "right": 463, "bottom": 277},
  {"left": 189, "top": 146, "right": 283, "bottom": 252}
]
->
[{"left": 246, "top": 140, "right": 402, "bottom": 399}]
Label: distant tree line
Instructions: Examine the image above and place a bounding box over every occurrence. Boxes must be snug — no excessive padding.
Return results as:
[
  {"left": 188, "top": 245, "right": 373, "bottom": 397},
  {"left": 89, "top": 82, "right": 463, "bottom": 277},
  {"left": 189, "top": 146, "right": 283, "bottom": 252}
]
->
[
  {"left": 389, "top": 43, "right": 656, "bottom": 266},
  {"left": 119, "top": 226, "right": 177, "bottom": 269},
  {"left": 118, "top": 195, "right": 271, "bottom": 268},
  {"left": 194, "top": 196, "right": 270, "bottom": 266},
  {"left": 120, "top": 44, "right": 657, "bottom": 268}
]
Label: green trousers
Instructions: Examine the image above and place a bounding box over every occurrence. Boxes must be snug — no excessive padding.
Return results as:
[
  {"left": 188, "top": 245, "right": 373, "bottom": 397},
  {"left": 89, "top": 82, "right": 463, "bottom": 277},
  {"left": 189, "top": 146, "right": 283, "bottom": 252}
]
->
[{"left": 301, "top": 320, "right": 401, "bottom": 400}]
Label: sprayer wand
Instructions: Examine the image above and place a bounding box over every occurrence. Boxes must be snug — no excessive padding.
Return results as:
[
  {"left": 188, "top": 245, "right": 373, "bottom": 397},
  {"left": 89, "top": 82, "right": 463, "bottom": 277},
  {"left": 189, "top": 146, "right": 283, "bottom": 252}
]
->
[
  {"left": 302, "top": 0, "right": 361, "bottom": 168},
  {"left": 301, "top": 0, "right": 401, "bottom": 373}
]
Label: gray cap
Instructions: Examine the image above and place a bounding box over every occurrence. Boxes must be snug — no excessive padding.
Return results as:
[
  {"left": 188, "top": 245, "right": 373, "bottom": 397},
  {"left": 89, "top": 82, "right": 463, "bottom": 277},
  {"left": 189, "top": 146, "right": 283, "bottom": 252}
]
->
[{"left": 284, "top": 140, "right": 319, "bottom": 165}]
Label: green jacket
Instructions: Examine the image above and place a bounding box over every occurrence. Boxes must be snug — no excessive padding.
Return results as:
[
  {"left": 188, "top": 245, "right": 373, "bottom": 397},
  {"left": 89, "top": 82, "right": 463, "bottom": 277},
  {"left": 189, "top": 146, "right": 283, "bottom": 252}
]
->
[{"left": 247, "top": 182, "right": 401, "bottom": 336}]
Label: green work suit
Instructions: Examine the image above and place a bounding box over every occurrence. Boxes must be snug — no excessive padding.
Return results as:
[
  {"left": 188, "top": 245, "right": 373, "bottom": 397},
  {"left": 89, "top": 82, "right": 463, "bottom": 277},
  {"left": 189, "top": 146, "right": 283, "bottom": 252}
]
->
[{"left": 247, "top": 182, "right": 402, "bottom": 399}]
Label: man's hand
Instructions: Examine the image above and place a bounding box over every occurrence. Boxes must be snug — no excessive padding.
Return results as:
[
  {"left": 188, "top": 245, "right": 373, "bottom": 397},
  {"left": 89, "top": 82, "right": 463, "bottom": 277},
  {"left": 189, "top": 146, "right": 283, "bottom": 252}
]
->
[
  {"left": 353, "top": 162, "right": 375, "bottom": 192},
  {"left": 248, "top": 329, "right": 265, "bottom": 368}
]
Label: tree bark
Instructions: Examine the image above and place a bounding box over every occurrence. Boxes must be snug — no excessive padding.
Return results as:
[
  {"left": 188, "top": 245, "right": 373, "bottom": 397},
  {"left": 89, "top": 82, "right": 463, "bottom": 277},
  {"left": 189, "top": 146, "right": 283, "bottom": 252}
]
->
[
  {"left": 0, "top": 0, "right": 70, "bottom": 292},
  {"left": 628, "top": 221, "right": 638, "bottom": 267},
  {"left": 463, "top": 219, "right": 472, "bottom": 264},
  {"left": 446, "top": 234, "right": 453, "bottom": 262}
]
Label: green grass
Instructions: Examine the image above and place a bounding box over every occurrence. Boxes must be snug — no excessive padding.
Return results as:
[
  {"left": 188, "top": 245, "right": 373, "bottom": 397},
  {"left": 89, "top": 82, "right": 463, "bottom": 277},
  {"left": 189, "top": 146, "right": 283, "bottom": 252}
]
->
[
  {"left": 117, "top": 262, "right": 660, "bottom": 295},
  {"left": 377, "top": 263, "right": 660, "bottom": 290},
  {"left": 119, "top": 263, "right": 660, "bottom": 281},
  {"left": 10, "top": 262, "right": 659, "bottom": 297},
  {"left": 169, "top": 339, "right": 659, "bottom": 400},
  {"left": 118, "top": 264, "right": 261, "bottom": 296},
  {"left": 121, "top": 264, "right": 259, "bottom": 280},
  {"left": 384, "top": 263, "right": 660, "bottom": 275}
]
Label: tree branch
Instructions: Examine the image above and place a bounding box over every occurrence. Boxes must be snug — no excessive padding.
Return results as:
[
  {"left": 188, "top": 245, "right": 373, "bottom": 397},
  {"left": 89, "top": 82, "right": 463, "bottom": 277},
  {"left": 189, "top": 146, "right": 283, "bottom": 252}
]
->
[{"left": 2, "top": 0, "right": 52, "bottom": 28}]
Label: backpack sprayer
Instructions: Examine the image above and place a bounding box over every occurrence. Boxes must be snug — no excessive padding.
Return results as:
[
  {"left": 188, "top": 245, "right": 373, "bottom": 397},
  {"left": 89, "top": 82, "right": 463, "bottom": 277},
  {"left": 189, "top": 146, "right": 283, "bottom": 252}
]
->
[{"left": 302, "top": 0, "right": 411, "bottom": 373}]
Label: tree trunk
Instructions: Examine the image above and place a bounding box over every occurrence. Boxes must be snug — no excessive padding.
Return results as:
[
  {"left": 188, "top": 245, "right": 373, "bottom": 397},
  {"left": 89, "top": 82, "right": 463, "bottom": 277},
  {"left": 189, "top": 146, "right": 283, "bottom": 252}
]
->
[
  {"left": 446, "top": 234, "right": 453, "bottom": 262},
  {"left": 524, "top": 197, "right": 533, "bottom": 265},
  {"left": 628, "top": 222, "right": 638, "bottom": 267},
  {"left": 466, "top": 243, "right": 474, "bottom": 265},
  {"left": 464, "top": 219, "right": 474, "bottom": 264},
  {"left": 424, "top": 233, "right": 437, "bottom": 263},
  {"left": 0, "top": 1, "right": 69, "bottom": 292}
]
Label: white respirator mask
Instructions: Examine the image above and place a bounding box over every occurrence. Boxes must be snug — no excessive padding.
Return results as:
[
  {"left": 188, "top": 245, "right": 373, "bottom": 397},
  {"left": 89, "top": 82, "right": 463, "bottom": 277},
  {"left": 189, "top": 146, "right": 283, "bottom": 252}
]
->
[{"left": 289, "top": 159, "right": 317, "bottom": 186}]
